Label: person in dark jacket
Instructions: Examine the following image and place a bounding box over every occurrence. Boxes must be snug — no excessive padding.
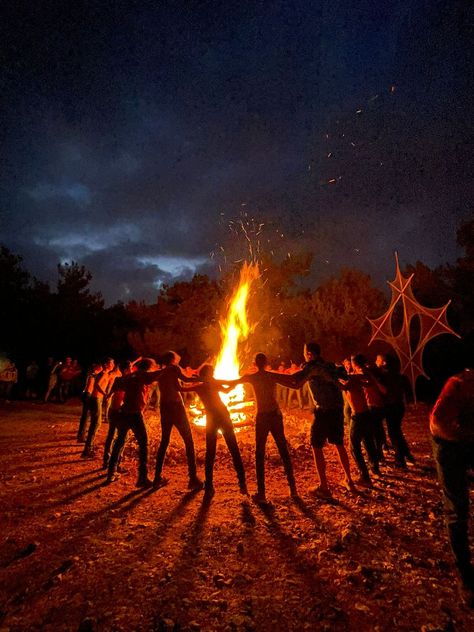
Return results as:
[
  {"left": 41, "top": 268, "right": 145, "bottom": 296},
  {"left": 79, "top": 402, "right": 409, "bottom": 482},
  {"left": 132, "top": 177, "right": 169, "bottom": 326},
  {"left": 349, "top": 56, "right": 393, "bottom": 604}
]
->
[{"left": 293, "top": 342, "right": 355, "bottom": 497}]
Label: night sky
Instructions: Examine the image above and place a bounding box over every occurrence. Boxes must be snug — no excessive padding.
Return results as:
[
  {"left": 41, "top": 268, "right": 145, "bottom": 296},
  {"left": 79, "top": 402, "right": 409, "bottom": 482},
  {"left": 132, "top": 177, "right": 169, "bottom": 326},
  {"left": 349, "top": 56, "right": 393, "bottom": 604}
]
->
[{"left": 1, "top": 0, "right": 472, "bottom": 304}]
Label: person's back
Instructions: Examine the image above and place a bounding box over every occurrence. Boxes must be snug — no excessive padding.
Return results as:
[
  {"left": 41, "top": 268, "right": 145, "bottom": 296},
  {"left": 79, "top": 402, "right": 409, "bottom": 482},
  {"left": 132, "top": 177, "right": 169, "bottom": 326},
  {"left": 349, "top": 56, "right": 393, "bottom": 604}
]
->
[
  {"left": 158, "top": 364, "right": 185, "bottom": 404},
  {"left": 120, "top": 369, "right": 161, "bottom": 414},
  {"left": 245, "top": 369, "right": 281, "bottom": 413},
  {"left": 431, "top": 368, "right": 474, "bottom": 442},
  {"left": 194, "top": 380, "right": 229, "bottom": 420},
  {"left": 303, "top": 358, "right": 344, "bottom": 410}
]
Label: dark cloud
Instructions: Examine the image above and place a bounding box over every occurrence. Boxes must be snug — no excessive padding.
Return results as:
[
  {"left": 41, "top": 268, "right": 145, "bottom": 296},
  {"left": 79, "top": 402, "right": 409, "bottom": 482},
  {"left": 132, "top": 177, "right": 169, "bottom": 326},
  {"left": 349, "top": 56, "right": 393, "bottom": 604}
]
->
[{"left": 1, "top": 0, "right": 472, "bottom": 304}]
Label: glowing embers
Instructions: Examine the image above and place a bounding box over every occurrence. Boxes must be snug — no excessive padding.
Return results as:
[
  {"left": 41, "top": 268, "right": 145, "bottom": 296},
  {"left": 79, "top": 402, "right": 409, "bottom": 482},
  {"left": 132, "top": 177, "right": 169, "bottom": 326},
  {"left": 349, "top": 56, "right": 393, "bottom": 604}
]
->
[{"left": 190, "top": 262, "right": 259, "bottom": 428}]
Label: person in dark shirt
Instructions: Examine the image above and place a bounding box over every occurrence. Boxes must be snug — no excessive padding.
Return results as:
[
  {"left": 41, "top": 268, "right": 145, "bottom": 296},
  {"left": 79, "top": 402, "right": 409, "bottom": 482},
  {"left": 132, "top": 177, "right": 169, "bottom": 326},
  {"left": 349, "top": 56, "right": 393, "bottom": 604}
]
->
[
  {"left": 377, "top": 354, "right": 415, "bottom": 468},
  {"left": 293, "top": 342, "right": 355, "bottom": 497},
  {"left": 181, "top": 364, "right": 247, "bottom": 497},
  {"left": 105, "top": 358, "right": 162, "bottom": 488},
  {"left": 153, "top": 351, "right": 202, "bottom": 491}
]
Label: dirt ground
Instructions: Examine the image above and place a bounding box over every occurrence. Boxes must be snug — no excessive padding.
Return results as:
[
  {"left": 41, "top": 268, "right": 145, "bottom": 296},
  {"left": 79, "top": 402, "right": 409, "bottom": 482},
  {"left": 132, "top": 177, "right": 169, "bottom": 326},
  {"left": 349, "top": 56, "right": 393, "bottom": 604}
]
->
[{"left": 0, "top": 400, "right": 473, "bottom": 632}]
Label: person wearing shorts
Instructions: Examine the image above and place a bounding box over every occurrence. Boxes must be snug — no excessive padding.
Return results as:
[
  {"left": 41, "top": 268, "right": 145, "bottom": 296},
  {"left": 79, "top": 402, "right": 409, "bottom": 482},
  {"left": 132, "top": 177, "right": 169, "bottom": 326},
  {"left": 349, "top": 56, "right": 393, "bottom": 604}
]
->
[{"left": 293, "top": 342, "right": 355, "bottom": 497}]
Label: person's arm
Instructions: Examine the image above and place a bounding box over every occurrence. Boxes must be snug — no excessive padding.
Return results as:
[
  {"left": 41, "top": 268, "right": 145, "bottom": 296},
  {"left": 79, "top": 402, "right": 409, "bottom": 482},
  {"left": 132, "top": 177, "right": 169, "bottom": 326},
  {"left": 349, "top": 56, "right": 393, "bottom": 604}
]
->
[
  {"left": 269, "top": 372, "right": 300, "bottom": 389},
  {"left": 177, "top": 367, "right": 200, "bottom": 382},
  {"left": 178, "top": 383, "right": 202, "bottom": 392},
  {"left": 130, "top": 356, "right": 143, "bottom": 367}
]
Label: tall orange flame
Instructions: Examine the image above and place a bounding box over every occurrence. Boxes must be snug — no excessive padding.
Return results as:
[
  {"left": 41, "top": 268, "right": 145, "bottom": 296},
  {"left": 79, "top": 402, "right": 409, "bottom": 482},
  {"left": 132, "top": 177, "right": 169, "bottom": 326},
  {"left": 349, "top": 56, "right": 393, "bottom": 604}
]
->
[
  {"left": 190, "top": 262, "right": 259, "bottom": 427},
  {"left": 215, "top": 261, "right": 259, "bottom": 422}
]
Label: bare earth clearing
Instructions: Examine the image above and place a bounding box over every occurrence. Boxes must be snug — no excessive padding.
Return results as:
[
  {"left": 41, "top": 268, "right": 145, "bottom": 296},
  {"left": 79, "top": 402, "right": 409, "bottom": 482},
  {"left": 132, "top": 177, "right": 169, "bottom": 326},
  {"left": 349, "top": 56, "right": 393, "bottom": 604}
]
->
[{"left": 1, "top": 401, "right": 474, "bottom": 632}]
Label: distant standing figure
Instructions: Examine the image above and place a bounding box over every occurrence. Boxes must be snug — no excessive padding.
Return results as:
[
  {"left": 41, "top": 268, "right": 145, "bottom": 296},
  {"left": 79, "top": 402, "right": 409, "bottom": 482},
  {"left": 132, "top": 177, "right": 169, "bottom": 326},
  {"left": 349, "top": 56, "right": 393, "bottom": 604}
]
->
[{"left": 0, "top": 359, "right": 18, "bottom": 402}]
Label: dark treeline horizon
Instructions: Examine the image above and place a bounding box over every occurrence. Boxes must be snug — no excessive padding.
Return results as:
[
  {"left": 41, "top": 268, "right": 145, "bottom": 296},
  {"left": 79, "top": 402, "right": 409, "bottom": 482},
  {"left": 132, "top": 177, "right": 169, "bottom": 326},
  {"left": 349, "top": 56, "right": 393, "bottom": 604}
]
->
[{"left": 1, "top": 218, "right": 472, "bottom": 400}]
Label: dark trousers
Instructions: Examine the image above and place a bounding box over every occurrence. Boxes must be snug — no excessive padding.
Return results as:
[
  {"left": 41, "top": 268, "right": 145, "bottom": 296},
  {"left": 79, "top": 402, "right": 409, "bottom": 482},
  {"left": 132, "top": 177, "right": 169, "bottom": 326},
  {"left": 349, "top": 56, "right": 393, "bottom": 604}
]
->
[
  {"left": 386, "top": 403, "right": 411, "bottom": 464},
  {"left": 77, "top": 393, "right": 91, "bottom": 439},
  {"left": 432, "top": 436, "right": 474, "bottom": 581},
  {"left": 103, "top": 409, "right": 124, "bottom": 466},
  {"left": 108, "top": 412, "right": 148, "bottom": 479},
  {"left": 84, "top": 396, "right": 102, "bottom": 451},
  {"left": 255, "top": 410, "right": 296, "bottom": 495},
  {"left": 205, "top": 415, "right": 245, "bottom": 486},
  {"left": 155, "top": 402, "right": 197, "bottom": 479},
  {"left": 350, "top": 412, "right": 379, "bottom": 479},
  {"left": 369, "top": 406, "right": 387, "bottom": 460}
]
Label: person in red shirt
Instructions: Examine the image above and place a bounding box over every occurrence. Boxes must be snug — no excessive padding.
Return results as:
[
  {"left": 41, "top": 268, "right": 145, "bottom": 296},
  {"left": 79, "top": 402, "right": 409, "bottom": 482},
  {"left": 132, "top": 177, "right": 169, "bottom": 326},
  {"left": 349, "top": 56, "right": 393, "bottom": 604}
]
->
[
  {"left": 340, "top": 355, "right": 380, "bottom": 487},
  {"left": 431, "top": 368, "right": 474, "bottom": 606},
  {"left": 105, "top": 358, "right": 162, "bottom": 487},
  {"left": 102, "top": 357, "right": 142, "bottom": 470}
]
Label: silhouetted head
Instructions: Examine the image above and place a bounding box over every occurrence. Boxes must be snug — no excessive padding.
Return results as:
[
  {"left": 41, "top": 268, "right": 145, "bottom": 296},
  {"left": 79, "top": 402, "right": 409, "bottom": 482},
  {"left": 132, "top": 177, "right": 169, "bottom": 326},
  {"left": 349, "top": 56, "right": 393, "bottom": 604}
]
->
[
  {"left": 304, "top": 342, "right": 321, "bottom": 361},
  {"left": 254, "top": 353, "right": 268, "bottom": 369},
  {"left": 136, "top": 358, "right": 156, "bottom": 371},
  {"left": 162, "top": 350, "right": 180, "bottom": 366},
  {"left": 198, "top": 364, "right": 214, "bottom": 379},
  {"left": 351, "top": 354, "right": 367, "bottom": 370}
]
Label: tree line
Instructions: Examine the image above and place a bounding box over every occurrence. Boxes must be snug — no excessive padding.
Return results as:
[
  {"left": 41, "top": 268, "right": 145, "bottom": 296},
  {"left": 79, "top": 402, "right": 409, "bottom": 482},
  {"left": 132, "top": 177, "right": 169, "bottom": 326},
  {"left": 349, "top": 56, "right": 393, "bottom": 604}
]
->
[{"left": 1, "top": 220, "right": 472, "bottom": 399}]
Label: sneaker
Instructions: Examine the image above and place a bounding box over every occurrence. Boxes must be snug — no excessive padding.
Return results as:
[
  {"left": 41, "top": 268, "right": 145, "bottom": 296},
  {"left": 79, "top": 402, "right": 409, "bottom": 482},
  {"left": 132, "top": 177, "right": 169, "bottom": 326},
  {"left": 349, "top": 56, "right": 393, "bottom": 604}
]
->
[
  {"left": 204, "top": 482, "right": 215, "bottom": 497},
  {"left": 116, "top": 466, "right": 128, "bottom": 475},
  {"left": 187, "top": 477, "right": 204, "bottom": 491},
  {"left": 458, "top": 580, "right": 474, "bottom": 608},
  {"left": 152, "top": 476, "right": 169, "bottom": 490},
  {"left": 356, "top": 476, "right": 373, "bottom": 488},
  {"left": 81, "top": 449, "right": 95, "bottom": 459},
  {"left": 309, "top": 485, "right": 332, "bottom": 499},
  {"left": 136, "top": 476, "right": 153, "bottom": 489},
  {"left": 394, "top": 460, "right": 407, "bottom": 469},
  {"left": 406, "top": 454, "right": 416, "bottom": 465},
  {"left": 103, "top": 473, "right": 120, "bottom": 485},
  {"left": 340, "top": 479, "right": 356, "bottom": 492},
  {"left": 289, "top": 485, "right": 299, "bottom": 499},
  {"left": 251, "top": 492, "right": 268, "bottom": 505}
]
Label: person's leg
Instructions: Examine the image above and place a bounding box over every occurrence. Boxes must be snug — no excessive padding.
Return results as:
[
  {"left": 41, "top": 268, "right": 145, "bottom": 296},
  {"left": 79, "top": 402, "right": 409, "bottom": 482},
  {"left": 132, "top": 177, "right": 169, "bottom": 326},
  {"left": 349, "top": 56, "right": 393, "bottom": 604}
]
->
[
  {"left": 221, "top": 420, "right": 247, "bottom": 491},
  {"left": 77, "top": 393, "right": 91, "bottom": 441},
  {"left": 205, "top": 425, "right": 218, "bottom": 489},
  {"left": 362, "top": 412, "right": 380, "bottom": 474},
  {"left": 310, "top": 412, "right": 331, "bottom": 494},
  {"left": 82, "top": 397, "right": 102, "bottom": 456},
  {"left": 432, "top": 437, "right": 474, "bottom": 590},
  {"left": 173, "top": 405, "right": 200, "bottom": 486},
  {"left": 103, "top": 410, "right": 118, "bottom": 468},
  {"left": 369, "top": 407, "right": 386, "bottom": 462},
  {"left": 154, "top": 412, "right": 173, "bottom": 481},
  {"left": 106, "top": 417, "right": 129, "bottom": 482},
  {"left": 254, "top": 416, "right": 270, "bottom": 500},
  {"left": 335, "top": 444, "right": 354, "bottom": 486},
  {"left": 131, "top": 413, "right": 150, "bottom": 486},
  {"left": 350, "top": 414, "right": 371, "bottom": 482},
  {"left": 270, "top": 413, "right": 297, "bottom": 495}
]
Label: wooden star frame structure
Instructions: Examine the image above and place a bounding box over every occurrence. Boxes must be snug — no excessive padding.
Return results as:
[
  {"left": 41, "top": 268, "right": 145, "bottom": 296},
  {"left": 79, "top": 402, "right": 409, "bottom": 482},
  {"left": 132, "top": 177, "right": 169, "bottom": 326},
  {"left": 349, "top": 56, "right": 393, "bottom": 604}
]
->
[{"left": 368, "top": 253, "right": 460, "bottom": 400}]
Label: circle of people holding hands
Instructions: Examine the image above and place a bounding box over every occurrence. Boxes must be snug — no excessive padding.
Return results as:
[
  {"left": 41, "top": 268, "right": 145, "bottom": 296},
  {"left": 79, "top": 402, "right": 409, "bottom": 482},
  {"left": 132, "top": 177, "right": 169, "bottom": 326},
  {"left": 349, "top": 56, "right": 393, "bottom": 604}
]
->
[{"left": 76, "top": 342, "right": 415, "bottom": 504}]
